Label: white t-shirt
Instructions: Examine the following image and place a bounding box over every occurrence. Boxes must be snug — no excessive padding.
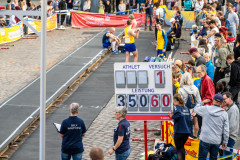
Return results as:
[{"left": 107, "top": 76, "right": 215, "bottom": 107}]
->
[
  {"left": 191, "top": 34, "right": 199, "bottom": 48},
  {"left": 83, "top": 1, "right": 91, "bottom": 11},
  {"left": 214, "top": 17, "right": 221, "bottom": 27},
  {"left": 209, "top": 27, "right": 219, "bottom": 46},
  {"left": 195, "top": 0, "right": 204, "bottom": 11},
  {"left": 155, "top": 7, "right": 164, "bottom": 20},
  {"left": 10, "top": 15, "right": 16, "bottom": 27}
]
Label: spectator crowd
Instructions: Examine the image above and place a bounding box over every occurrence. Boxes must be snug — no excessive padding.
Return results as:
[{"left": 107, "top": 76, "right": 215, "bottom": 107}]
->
[{"left": 167, "top": 1, "right": 240, "bottom": 159}]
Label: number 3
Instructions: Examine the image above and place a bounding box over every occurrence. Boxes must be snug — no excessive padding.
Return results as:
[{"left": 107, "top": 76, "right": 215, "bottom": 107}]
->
[{"left": 116, "top": 94, "right": 126, "bottom": 106}]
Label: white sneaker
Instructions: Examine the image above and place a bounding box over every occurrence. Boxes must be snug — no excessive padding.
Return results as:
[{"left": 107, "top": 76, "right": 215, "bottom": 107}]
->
[
  {"left": 60, "top": 25, "right": 65, "bottom": 29},
  {"left": 171, "top": 45, "right": 175, "bottom": 50}
]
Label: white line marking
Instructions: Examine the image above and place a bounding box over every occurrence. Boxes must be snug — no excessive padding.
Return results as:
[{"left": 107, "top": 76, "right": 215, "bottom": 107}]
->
[
  {"left": 0, "top": 29, "right": 106, "bottom": 109},
  {"left": 0, "top": 29, "right": 124, "bottom": 149},
  {"left": 46, "top": 49, "right": 104, "bottom": 104},
  {"left": 167, "top": 52, "right": 173, "bottom": 62},
  {"left": 0, "top": 49, "right": 104, "bottom": 149},
  {"left": 0, "top": 108, "right": 39, "bottom": 148}
]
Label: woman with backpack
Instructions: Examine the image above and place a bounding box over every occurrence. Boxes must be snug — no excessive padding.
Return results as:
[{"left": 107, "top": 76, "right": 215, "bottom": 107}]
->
[
  {"left": 169, "top": 94, "right": 192, "bottom": 160},
  {"left": 178, "top": 72, "right": 201, "bottom": 139}
]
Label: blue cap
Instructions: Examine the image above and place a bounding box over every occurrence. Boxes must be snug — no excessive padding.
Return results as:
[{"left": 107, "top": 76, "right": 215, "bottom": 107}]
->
[
  {"left": 193, "top": 29, "right": 198, "bottom": 33},
  {"left": 214, "top": 94, "right": 224, "bottom": 102},
  {"left": 144, "top": 56, "right": 150, "bottom": 62}
]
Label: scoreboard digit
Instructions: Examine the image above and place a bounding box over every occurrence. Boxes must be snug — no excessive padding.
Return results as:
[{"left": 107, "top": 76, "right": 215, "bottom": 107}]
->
[
  {"left": 150, "top": 94, "right": 160, "bottom": 111},
  {"left": 154, "top": 70, "right": 165, "bottom": 88},
  {"left": 115, "top": 71, "right": 126, "bottom": 88},
  {"left": 116, "top": 94, "right": 126, "bottom": 107},
  {"left": 161, "top": 94, "right": 171, "bottom": 111},
  {"left": 127, "top": 94, "right": 138, "bottom": 111},
  {"left": 137, "top": 71, "right": 148, "bottom": 88},
  {"left": 138, "top": 94, "right": 149, "bottom": 111},
  {"left": 126, "top": 71, "right": 137, "bottom": 88}
]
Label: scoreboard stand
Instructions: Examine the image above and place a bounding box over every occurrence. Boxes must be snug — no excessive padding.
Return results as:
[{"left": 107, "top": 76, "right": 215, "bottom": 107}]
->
[{"left": 114, "top": 62, "right": 173, "bottom": 160}]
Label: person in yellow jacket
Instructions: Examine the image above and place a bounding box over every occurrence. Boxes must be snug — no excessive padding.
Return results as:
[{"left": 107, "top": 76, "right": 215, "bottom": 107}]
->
[{"left": 125, "top": 20, "right": 140, "bottom": 62}]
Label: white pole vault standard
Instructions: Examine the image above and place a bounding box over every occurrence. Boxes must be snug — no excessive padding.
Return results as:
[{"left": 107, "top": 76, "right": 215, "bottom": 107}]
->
[
  {"left": 220, "top": 146, "right": 240, "bottom": 155},
  {"left": 40, "top": 0, "right": 47, "bottom": 159}
]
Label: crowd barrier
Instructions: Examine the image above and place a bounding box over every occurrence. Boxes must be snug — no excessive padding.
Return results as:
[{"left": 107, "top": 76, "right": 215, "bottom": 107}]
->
[
  {"left": 71, "top": 11, "right": 145, "bottom": 27},
  {"left": 0, "top": 14, "right": 57, "bottom": 44},
  {"left": 28, "top": 14, "right": 57, "bottom": 34},
  {"left": 71, "top": 9, "right": 194, "bottom": 28},
  {"left": 163, "top": 121, "right": 239, "bottom": 160},
  {"left": 0, "top": 22, "right": 23, "bottom": 44}
]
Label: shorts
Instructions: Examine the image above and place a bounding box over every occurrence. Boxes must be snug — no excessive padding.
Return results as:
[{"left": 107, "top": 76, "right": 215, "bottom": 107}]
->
[
  {"left": 125, "top": 43, "right": 136, "bottom": 52},
  {"left": 103, "top": 42, "right": 111, "bottom": 48},
  {"left": 157, "top": 49, "right": 166, "bottom": 58}
]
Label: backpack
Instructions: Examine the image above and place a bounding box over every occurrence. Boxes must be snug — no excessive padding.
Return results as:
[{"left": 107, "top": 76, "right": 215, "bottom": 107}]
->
[
  {"left": 226, "top": 19, "right": 231, "bottom": 29},
  {"left": 185, "top": 93, "right": 197, "bottom": 109},
  {"left": 219, "top": 26, "right": 228, "bottom": 40},
  {"left": 154, "top": 143, "right": 177, "bottom": 160},
  {"left": 220, "top": 18, "right": 231, "bottom": 29},
  {"left": 148, "top": 154, "right": 164, "bottom": 160}
]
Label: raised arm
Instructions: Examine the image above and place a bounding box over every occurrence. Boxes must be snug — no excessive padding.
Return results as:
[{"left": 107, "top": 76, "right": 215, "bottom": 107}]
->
[{"left": 128, "top": 29, "right": 140, "bottom": 39}]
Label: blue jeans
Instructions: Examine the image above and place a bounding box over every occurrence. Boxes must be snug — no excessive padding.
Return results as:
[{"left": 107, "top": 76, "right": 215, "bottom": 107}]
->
[
  {"left": 223, "top": 137, "right": 236, "bottom": 160},
  {"left": 61, "top": 152, "right": 82, "bottom": 160},
  {"left": 195, "top": 11, "right": 201, "bottom": 26},
  {"left": 198, "top": 141, "right": 220, "bottom": 160},
  {"left": 228, "top": 27, "right": 236, "bottom": 38},
  {"left": 145, "top": 14, "right": 153, "bottom": 29},
  {"left": 115, "top": 149, "right": 130, "bottom": 160},
  {"left": 66, "top": 8, "right": 72, "bottom": 25}
]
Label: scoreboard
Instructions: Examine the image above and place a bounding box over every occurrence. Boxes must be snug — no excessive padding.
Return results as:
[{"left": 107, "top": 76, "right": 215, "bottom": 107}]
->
[{"left": 114, "top": 62, "right": 173, "bottom": 121}]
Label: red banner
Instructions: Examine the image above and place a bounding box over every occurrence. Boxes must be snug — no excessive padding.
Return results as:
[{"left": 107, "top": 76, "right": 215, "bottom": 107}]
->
[{"left": 71, "top": 11, "right": 145, "bottom": 27}]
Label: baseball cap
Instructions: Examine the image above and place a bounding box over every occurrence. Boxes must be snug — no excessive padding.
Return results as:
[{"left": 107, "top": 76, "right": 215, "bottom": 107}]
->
[
  {"left": 193, "top": 29, "right": 198, "bottom": 33},
  {"left": 189, "top": 47, "right": 197, "bottom": 54},
  {"left": 169, "top": 18, "right": 175, "bottom": 23},
  {"left": 213, "top": 94, "right": 224, "bottom": 102}
]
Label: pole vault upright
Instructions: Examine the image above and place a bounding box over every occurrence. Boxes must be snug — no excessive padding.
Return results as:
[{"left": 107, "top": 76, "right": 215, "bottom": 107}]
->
[{"left": 40, "top": 0, "right": 47, "bottom": 159}]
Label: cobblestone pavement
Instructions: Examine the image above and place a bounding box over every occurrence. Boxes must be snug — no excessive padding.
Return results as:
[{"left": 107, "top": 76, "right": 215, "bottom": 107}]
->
[
  {"left": 82, "top": 95, "right": 160, "bottom": 160},
  {"left": 0, "top": 27, "right": 104, "bottom": 104}
]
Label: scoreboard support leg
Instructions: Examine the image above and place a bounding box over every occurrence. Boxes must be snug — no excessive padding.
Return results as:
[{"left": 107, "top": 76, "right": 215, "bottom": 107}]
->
[
  {"left": 144, "top": 121, "right": 148, "bottom": 160},
  {"left": 166, "top": 121, "right": 169, "bottom": 144},
  {"left": 161, "top": 121, "right": 164, "bottom": 142}
]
